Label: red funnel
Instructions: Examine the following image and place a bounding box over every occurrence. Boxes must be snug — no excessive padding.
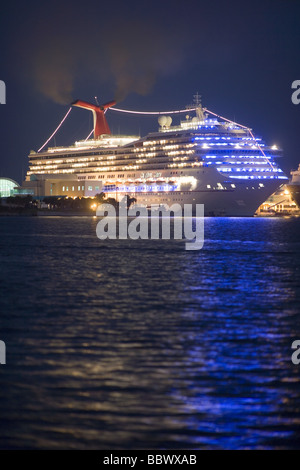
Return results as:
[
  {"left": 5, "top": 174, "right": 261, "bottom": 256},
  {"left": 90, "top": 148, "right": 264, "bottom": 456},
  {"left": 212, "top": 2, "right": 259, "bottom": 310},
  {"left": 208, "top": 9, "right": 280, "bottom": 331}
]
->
[{"left": 72, "top": 99, "right": 116, "bottom": 138}]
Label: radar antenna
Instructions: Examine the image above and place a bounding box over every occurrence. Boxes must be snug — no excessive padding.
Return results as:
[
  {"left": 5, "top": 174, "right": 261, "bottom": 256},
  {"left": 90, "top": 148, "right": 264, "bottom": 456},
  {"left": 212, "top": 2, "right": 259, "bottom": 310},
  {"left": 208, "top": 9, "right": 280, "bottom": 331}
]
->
[
  {"left": 193, "top": 92, "right": 204, "bottom": 121},
  {"left": 193, "top": 92, "right": 201, "bottom": 107},
  {"left": 186, "top": 91, "right": 204, "bottom": 121}
]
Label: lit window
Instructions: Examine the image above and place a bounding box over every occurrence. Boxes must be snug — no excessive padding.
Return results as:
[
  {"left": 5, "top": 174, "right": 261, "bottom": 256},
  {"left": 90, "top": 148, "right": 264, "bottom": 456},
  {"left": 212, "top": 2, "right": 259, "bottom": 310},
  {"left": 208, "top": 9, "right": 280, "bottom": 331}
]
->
[
  {"left": 62, "top": 186, "right": 65, "bottom": 191},
  {"left": 82, "top": 186, "right": 84, "bottom": 190},
  {"left": 66, "top": 187, "right": 69, "bottom": 191},
  {"left": 88, "top": 186, "right": 92, "bottom": 191},
  {"left": 78, "top": 186, "right": 81, "bottom": 190},
  {"left": 72, "top": 186, "right": 74, "bottom": 191}
]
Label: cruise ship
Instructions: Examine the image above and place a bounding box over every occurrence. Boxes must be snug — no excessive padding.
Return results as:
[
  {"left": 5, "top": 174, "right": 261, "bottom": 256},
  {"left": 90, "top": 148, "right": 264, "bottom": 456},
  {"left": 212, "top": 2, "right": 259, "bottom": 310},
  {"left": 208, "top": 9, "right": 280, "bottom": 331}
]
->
[{"left": 22, "top": 95, "right": 288, "bottom": 216}]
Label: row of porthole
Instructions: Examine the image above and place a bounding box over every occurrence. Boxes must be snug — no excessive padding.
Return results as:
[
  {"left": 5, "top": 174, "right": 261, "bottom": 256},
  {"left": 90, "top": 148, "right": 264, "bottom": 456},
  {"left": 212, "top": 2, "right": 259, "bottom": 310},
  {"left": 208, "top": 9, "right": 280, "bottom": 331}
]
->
[{"left": 61, "top": 185, "right": 101, "bottom": 192}]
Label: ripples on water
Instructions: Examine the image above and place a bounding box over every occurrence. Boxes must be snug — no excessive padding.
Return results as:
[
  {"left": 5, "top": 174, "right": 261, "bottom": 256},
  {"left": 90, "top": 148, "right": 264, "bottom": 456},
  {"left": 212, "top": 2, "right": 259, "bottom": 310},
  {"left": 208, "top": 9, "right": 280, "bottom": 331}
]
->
[{"left": 0, "top": 216, "right": 299, "bottom": 449}]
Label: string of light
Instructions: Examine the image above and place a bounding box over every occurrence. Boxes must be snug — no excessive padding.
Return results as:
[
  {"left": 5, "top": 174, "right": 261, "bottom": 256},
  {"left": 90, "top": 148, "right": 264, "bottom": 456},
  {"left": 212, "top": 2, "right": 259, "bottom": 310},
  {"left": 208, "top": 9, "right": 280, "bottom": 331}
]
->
[
  {"left": 85, "top": 128, "right": 94, "bottom": 141},
  {"left": 108, "top": 105, "right": 275, "bottom": 169},
  {"left": 38, "top": 104, "right": 276, "bottom": 171},
  {"left": 109, "top": 107, "right": 196, "bottom": 115},
  {"left": 248, "top": 129, "right": 275, "bottom": 170},
  {"left": 37, "top": 107, "right": 72, "bottom": 153},
  {"left": 204, "top": 108, "right": 275, "bottom": 170},
  {"left": 204, "top": 108, "right": 249, "bottom": 129},
  {"left": 85, "top": 108, "right": 107, "bottom": 140}
]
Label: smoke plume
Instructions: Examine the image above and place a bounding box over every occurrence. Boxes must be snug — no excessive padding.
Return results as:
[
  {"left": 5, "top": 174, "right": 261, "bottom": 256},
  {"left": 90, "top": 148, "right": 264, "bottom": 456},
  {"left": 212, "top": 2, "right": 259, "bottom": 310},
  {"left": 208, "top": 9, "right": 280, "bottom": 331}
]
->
[
  {"left": 32, "top": 39, "right": 75, "bottom": 105},
  {"left": 104, "top": 19, "right": 184, "bottom": 102},
  {"left": 18, "top": 2, "right": 190, "bottom": 105}
]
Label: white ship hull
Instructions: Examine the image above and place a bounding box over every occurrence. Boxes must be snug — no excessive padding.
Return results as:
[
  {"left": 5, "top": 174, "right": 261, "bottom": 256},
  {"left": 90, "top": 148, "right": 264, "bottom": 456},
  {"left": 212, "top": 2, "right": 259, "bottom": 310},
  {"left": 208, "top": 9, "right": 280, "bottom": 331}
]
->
[{"left": 107, "top": 168, "right": 281, "bottom": 216}]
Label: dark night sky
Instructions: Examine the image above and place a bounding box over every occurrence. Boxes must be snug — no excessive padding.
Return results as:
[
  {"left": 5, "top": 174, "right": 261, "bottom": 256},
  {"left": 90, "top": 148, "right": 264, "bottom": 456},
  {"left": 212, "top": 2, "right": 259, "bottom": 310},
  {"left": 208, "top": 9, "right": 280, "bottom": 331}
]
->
[{"left": 1, "top": 0, "right": 300, "bottom": 183}]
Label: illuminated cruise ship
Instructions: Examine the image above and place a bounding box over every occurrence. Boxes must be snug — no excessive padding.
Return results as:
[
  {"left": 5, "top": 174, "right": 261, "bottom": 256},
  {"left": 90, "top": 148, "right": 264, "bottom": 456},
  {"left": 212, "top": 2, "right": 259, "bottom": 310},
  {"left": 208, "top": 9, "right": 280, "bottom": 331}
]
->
[{"left": 22, "top": 95, "right": 288, "bottom": 216}]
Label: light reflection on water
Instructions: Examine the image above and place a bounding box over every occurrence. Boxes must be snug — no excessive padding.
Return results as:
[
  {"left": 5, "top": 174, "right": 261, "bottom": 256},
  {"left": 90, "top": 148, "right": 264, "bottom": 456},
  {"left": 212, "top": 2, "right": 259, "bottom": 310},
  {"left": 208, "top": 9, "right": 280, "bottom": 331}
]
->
[{"left": 0, "top": 216, "right": 299, "bottom": 449}]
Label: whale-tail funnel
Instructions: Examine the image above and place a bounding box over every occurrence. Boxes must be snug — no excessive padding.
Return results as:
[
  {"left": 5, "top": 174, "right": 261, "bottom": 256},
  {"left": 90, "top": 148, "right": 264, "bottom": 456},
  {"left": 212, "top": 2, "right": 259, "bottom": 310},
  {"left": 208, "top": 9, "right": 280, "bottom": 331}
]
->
[{"left": 72, "top": 99, "right": 116, "bottom": 138}]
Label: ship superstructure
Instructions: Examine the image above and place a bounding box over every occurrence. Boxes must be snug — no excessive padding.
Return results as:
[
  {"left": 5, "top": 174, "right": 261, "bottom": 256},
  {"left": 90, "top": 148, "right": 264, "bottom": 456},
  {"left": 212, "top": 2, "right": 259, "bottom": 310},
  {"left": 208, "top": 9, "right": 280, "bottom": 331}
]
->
[{"left": 22, "top": 95, "right": 288, "bottom": 216}]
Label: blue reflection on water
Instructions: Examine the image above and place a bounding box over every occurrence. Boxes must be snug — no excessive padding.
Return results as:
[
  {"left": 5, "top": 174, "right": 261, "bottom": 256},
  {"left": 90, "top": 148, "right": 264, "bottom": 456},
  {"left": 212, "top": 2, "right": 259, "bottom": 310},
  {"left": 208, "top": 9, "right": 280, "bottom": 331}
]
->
[{"left": 0, "top": 216, "right": 299, "bottom": 449}]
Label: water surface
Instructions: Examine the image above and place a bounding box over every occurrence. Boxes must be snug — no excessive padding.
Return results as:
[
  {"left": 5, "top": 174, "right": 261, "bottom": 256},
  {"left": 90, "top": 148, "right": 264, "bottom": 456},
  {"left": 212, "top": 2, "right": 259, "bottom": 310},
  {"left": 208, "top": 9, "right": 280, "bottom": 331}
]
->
[{"left": 0, "top": 216, "right": 299, "bottom": 449}]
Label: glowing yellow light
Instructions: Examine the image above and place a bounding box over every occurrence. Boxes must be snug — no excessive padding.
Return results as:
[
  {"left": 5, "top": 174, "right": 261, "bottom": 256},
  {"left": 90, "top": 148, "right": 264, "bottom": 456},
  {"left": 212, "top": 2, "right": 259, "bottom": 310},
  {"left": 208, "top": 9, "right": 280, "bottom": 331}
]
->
[{"left": 91, "top": 203, "right": 97, "bottom": 210}]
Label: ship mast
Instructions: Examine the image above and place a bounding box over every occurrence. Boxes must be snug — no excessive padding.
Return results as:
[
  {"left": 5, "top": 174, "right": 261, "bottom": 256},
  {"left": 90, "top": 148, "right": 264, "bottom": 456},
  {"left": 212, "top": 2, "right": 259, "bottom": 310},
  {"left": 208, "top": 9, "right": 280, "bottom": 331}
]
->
[
  {"left": 186, "top": 92, "right": 204, "bottom": 121},
  {"left": 193, "top": 92, "right": 204, "bottom": 121}
]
